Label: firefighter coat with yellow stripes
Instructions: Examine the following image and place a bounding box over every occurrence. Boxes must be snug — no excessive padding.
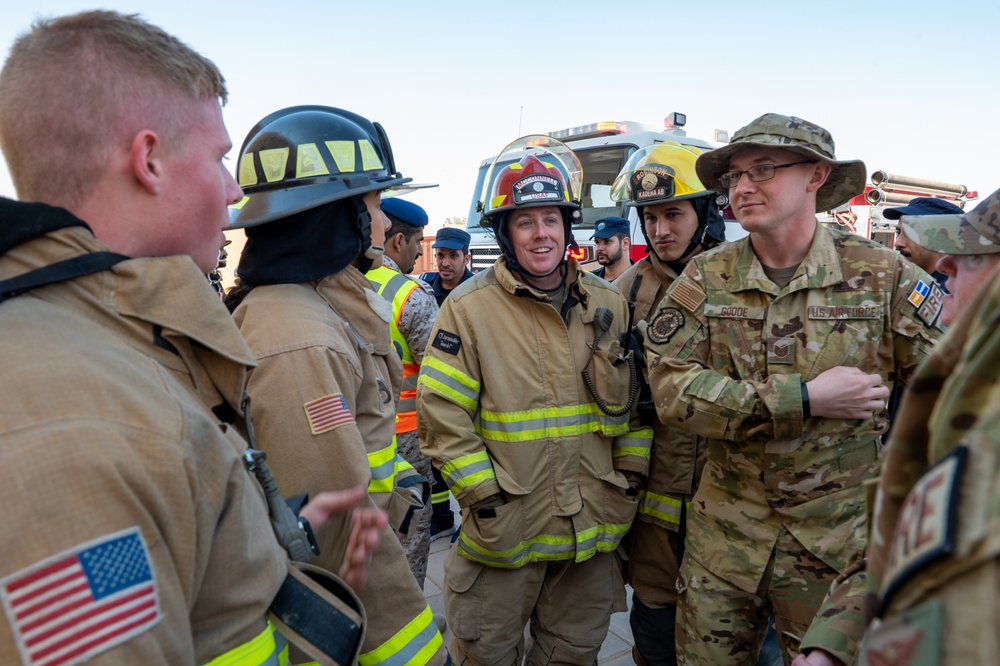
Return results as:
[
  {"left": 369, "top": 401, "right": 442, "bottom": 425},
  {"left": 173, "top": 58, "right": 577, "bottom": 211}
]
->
[
  {"left": 0, "top": 214, "right": 289, "bottom": 665},
  {"left": 613, "top": 253, "right": 706, "bottom": 607},
  {"left": 232, "top": 265, "right": 447, "bottom": 666},
  {"left": 416, "top": 256, "right": 652, "bottom": 569}
]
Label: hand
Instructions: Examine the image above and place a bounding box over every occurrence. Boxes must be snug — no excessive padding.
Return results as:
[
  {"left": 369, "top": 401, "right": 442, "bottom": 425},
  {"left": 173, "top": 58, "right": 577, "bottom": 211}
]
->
[
  {"left": 299, "top": 485, "right": 387, "bottom": 589},
  {"left": 806, "top": 366, "right": 889, "bottom": 420},
  {"left": 791, "top": 648, "right": 842, "bottom": 666}
]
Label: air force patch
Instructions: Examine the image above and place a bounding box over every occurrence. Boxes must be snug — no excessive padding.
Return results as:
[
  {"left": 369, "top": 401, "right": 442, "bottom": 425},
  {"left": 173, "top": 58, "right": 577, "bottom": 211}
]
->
[{"left": 647, "top": 308, "right": 684, "bottom": 345}]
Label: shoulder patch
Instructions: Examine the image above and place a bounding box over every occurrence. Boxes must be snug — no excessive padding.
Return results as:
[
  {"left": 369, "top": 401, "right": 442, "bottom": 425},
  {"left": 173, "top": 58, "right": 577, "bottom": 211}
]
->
[
  {"left": 907, "top": 280, "right": 931, "bottom": 308},
  {"left": 670, "top": 279, "right": 705, "bottom": 312},
  {"left": 882, "top": 445, "right": 966, "bottom": 612},
  {"left": 647, "top": 308, "right": 685, "bottom": 344},
  {"left": 432, "top": 330, "right": 462, "bottom": 355},
  {"left": 916, "top": 283, "right": 945, "bottom": 328},
  {"left": 1, "top": 527, "right": 160, "bottom": 665},
  {"left": 304, "top": 393, "right": 355, "bottom": 434}
]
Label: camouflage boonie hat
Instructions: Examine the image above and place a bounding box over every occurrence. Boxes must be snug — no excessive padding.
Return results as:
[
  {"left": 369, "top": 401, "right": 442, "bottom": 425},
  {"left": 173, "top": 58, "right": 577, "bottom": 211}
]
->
[
  {"left": 695, "top": 113, "right": 867, "bottom": 212},
  {"left": 902, "top": 187, "right": 1000, "bottom": 255}
]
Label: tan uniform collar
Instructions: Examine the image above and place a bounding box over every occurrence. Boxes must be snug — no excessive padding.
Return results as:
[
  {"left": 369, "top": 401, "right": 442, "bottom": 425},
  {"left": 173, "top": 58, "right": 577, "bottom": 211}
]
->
[
  {"left": 314, "top": 265, "right": 394, "bottom": 355},
  {"left": 493, "top": 255, "right": 590, "bottom": 309},
  {"left": 1, "top": 224, "right": 256, "bottom": 410}
]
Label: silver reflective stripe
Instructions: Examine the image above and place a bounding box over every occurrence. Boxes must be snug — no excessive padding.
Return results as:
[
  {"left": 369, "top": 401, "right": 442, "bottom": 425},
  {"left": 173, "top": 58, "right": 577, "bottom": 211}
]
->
[
  {"left": 444, "top": 457, "right": 494, "bottom": 485},
  {"left": 419, "top": 363, "right": 479, "bottom": 405}
]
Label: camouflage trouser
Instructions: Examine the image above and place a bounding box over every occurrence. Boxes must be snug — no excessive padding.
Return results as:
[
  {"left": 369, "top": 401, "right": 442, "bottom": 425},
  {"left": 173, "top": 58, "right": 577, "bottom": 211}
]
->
[
  {"left": 860, "top": 558, "right": 1000, "bottom": 665},
  {"left": 676, "top": 527, "right": 835, "bottom": 666},
  {"left": 396, "top": 429, "right": 432, "bottom": 590},
  {"left": 444, "top": 548, "right": 626, "bottom": 666}
]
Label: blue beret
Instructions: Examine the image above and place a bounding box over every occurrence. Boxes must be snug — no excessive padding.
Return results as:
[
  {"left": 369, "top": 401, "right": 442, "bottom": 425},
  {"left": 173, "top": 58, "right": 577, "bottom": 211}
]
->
[
  {"left": 381, "top": 197, "right": 429, "bottom": 227},
  {"left": 883, "top": 197, "right": 965, "bottom": 220},
  {"left": 432, "top": 227, "right": 471, "bottom": 250},
  {"left": 591, "top": 216, "right": 630, "bottom": 239}
]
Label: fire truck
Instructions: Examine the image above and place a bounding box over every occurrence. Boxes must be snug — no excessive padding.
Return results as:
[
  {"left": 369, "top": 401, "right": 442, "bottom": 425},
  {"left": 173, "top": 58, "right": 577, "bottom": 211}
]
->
[
  {"left": 464, "top": 114, "right": 736, "bottom": 272},
  {"left": 819, "top": 171, "right": 977, "bottom": 247}
]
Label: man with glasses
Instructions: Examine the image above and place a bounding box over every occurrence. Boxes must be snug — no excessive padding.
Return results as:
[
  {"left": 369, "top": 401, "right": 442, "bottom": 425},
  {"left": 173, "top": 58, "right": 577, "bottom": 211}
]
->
[{"left": 641, "top": 114, "right": 943, "bottom": 665}]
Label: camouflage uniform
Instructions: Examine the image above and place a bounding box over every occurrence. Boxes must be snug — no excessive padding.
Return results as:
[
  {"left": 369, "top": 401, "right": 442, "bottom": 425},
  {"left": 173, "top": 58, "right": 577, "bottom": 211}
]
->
[
  {"left": 369, "top": 254, "right": 440, "bottom": 589},
  {"left": 859, "top": 189, "right": 1000, "bottom": 664},
  {"left": 644, "top": 223, "right": 942, "bottom": 664}
]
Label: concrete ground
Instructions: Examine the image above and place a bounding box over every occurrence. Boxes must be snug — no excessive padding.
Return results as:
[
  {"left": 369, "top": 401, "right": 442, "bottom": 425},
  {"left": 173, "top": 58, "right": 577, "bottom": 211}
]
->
[{"left": 422, "top": 504, "right": 637, "bottom": 666}]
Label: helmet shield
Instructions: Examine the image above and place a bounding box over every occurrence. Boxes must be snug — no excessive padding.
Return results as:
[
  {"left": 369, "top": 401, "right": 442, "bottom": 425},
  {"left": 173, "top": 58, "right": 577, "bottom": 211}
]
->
[
  {"left": 610, "top": 142, "right": 707, "bottom": 208},
  {"left": 229, "top": 105, "right": 411, "bottom": 229},
  {"left": 478, "top": 135, "right": 583, "bottom": 226}
]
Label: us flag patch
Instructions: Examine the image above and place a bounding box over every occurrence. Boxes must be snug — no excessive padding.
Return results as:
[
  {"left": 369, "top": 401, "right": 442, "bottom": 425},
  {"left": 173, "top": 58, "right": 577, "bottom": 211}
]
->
[
  {"left": 670, "top": 279, "right": 705, "bottom": 312},
  {"left": 1, "top": 527, "right": 160, "bottom": 666},
  {"left": 304, "top": 393, "right": 355, "bottom": 434}
]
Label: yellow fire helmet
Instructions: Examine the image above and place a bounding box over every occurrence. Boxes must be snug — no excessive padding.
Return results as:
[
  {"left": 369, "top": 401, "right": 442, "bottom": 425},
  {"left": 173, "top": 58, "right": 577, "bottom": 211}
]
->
[{"left": 610, "top": 141, "right": 708, "bottom": 208}]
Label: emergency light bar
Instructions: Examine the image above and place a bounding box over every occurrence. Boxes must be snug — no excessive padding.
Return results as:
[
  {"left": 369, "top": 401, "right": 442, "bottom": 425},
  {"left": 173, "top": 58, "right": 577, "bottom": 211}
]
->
[{"left": 548, "top": 120, "right": 657, "bottom": 141}]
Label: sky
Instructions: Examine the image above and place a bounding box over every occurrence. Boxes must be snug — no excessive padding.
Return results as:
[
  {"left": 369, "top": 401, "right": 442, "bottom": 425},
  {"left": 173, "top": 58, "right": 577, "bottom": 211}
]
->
[{"left": 0, "top": 0, "right": 998, "bottom": 232}]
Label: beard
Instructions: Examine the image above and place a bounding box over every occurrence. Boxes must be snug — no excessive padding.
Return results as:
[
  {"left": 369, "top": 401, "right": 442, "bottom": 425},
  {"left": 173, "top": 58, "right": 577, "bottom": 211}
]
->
[{"left": 597, "top": 246, "right": 623, "bottom": 266}]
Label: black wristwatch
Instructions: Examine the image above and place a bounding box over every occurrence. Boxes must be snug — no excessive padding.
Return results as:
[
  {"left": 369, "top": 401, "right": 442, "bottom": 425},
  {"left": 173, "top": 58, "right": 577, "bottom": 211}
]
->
[{"left": 800, "top": 382, "right": 811, "bottom": 419}]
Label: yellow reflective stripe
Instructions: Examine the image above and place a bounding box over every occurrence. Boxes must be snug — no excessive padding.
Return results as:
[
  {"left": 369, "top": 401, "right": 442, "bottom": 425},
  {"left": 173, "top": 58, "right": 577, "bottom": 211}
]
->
[
  {"left": 203, "top": 621, "right": 287, "bottom": 666},
  {"left": 613, "top": 428, "right": 653, "bottom": 460},
  {"left": 358, "top": 604, "right": 442, "bottom": 666},
  {"left": 440, "top": 451, "right": 495, "bottom": 493},
  {"left": 368, "top": 439, "right": 398, "bottom": 493},
  {"left": 367, "top": 266, "right": 419, "bottom": 365},
  {"left": 475, "top": 403, "right": 629, "bottom": 442},
  {"left": 457, "top": 520, "right": 631, "bottom": 569},
  {"left": 431, "top": 489, "right": 450, "bottom": 504},
  {"left": 418, "top": 357, "right": 480, "bottom": 411},
  {"left": 637, "top": 489, "right": 683, "bottom": 524}
]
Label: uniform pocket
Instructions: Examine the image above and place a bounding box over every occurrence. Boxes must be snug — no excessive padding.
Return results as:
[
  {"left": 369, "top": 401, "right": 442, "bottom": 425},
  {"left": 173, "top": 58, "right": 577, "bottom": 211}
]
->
[
  {"left": 445, "top": 549, "right": 486, "bottom": 641},
  {"left": 599, "top": 468, "right": 639, "bottom": 530}
]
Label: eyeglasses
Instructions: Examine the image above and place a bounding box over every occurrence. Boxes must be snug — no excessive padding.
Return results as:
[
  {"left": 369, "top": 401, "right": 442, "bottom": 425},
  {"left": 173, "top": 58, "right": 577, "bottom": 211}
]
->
[{"left": 718, "top": 160, "right": 817, "bottom": 189}]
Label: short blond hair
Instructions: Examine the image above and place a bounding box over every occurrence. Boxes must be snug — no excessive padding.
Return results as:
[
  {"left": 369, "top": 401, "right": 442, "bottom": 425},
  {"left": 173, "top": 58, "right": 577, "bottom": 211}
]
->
[{"left": 0, "top": 10, "right": 227, "bottom": 207}]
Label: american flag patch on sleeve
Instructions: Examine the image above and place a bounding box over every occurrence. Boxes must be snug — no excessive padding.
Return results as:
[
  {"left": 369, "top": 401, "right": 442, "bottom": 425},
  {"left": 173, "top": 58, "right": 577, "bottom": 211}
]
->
[
  {"left": 304, "top": 393, "right": 355, "bottom": 434},
  {"left": 0, "top": 527, "right": 160, "bottom": 666}
]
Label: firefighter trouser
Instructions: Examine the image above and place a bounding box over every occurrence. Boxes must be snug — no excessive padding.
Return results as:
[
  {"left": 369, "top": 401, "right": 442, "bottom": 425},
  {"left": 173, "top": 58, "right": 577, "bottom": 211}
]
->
[
  {"left": 430, "top": 466, "right": 454, "bottom": 524},
  {"left": 444, "top": 548, "right": 625, "bottom": 666},
  {"left": 676, "top": 527, "right": 835, "bottom": 666},
  {"left": 624, "top": 520, "right": 682, "bottom": 666}
]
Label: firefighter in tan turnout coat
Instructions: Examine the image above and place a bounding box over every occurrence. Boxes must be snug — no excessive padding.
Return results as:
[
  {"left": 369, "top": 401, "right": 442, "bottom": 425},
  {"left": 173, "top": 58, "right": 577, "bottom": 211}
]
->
[{"left": 417, "top": 136, "right": 652, "bottom": 665}]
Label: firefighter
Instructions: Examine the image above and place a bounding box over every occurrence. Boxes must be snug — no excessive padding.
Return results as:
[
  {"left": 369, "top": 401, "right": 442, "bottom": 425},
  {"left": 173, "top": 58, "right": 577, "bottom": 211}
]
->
[
  {"left": 642, "top": 113, "right": 943, "bottom": 665},
  {"left": 227, "top": 105, "right": 448, "bottom": 665},
  {"left": 416, "top": 136, "right": 652, "bottom": 665},
  {"left": 0, "top": 12, "right": 381, "bottom": 665},
  {"left": 608, "top": 142, "right": 726, "bottom": 665},
  {"left": 365, "top": 196, "right": 439, "bottom": 588}
]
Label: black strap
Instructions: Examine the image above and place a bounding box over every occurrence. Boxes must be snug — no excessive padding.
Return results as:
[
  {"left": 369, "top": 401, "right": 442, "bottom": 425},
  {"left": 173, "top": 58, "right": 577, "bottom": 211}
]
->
[{"left": 0, "top": 252, "right": 129, "bottom": 302}]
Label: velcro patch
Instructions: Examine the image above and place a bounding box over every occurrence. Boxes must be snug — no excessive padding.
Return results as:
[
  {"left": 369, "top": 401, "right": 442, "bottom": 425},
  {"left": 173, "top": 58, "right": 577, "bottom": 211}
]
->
[
  {"left": 861, "top": 599, "right": 942, "bottom": 666},
  {"left": 882, "top": 445, "right": 966, "bottom": 610},
  {"left": 704, "top": 304, "right": 765, "bottom": 319},
  {"left": 647, "top": 308, "right": 684, "bottom": 345},
  {"left": 669, "top": 279, "right": 705, "bottom": 312},
  {"left": 304, "top": 393, "right": 355, "bottom": 434},
  {"left": 766, "top": 337, "right": 796, "bottom": 365},
  {"left": 916, "top": 283, "right": 944, "bottom": 328},
  {"left": 807, "top": 305, "right": 883, "bottom": 319},
  {"left": 907, "top": 280, "right": 931, "bottom": 308},
  {"left": 432, "top": 330, "right": 462, "bottom": 355},
  {"left": 0, "top": 527, "right": 160, "bottom": 666}
]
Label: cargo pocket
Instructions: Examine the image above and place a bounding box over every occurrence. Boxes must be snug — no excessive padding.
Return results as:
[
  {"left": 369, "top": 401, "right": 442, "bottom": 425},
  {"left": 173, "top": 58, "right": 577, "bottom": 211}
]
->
[
  {"left": 445, "top": 550, "right": 487, "bottom": 641},
  {"left": 461, "top": 496, "right": 525, "bottom": 566},
  {"left": 599, "top": 468, "right": 639, "bottom": 534}
]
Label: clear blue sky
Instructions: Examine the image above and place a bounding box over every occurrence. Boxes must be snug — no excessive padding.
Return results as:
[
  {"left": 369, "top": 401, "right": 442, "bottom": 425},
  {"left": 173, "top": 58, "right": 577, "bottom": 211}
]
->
[{"left": 1, "top": 0, "right": 998, "bottom": 228}]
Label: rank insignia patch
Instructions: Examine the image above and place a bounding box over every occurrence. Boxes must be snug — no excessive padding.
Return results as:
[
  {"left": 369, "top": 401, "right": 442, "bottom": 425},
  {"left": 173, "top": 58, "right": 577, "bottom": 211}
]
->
[
  {"left": 304, "top": 393, "right": 354, "bottom": 434},
  {"left": 647, "top": 308, "right": 684, "bottom": 344},
  {"left": 767, "top": 337, "right": 796, "bottom": 365}
]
